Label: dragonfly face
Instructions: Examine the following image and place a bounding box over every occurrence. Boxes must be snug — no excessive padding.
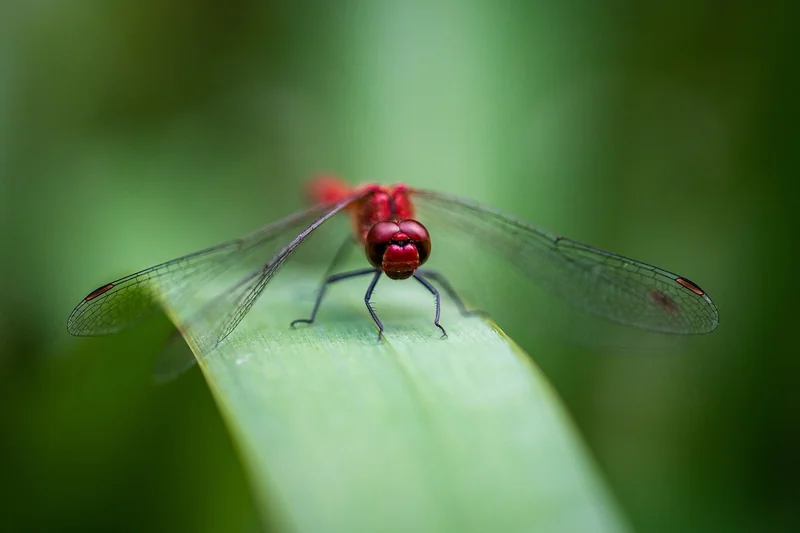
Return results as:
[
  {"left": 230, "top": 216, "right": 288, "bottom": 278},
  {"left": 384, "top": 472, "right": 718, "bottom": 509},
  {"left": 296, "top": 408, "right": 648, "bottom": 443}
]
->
[{"left": 365, "top": 220, "right": 432, "bottom": 280}]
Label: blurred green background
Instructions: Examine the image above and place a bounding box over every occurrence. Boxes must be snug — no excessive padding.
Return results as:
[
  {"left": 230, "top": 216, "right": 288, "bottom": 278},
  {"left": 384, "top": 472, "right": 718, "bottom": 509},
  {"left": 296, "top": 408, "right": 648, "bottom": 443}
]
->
[{"left": 1, "top": 1, "right": 796, "bottom": 532}]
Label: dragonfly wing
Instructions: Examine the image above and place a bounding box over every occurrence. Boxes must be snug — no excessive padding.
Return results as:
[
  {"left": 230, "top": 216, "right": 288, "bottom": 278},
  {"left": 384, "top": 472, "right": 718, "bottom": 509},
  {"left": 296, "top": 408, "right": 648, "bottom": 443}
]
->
[
  {"left": 67, "top": 196, "right": 361, "bottom": 338},
  {"left": 180, "top": 195, "right": 361, "bottom": 350},
  {"left": 411, "top": 189, "right": 718, "bottom": 335},
  {"left": 67, "top": 239, "right": 246, "bottom": 336}
]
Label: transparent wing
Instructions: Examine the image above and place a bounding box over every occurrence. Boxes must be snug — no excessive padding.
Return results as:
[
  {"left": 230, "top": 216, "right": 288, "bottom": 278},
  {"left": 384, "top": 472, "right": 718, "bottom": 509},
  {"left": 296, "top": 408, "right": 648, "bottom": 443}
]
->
[
  {"left": 411, "top": 189, "right": 718, "bottom": 335},
  {"left": 178, "top": 196, "right": 359, "bottom": 351},
  {"left": 67, "top": 195, "right": 361, "bottom": 342}
]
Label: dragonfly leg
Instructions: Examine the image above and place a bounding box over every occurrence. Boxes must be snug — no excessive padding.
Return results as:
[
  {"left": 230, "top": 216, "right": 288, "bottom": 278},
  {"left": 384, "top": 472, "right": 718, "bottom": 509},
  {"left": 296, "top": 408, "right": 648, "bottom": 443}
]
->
[
  {"left": 291, "top": 268, "right": 378, "bottom": 329},
  {"left": 413, "top": 272, "right": 448, "bottom": 338},
  {"left": 416, "top": 269, "right": 489, "bottom": 319},
  {"left": 364, "top": 269, "right": 385, "bottom": 340}
]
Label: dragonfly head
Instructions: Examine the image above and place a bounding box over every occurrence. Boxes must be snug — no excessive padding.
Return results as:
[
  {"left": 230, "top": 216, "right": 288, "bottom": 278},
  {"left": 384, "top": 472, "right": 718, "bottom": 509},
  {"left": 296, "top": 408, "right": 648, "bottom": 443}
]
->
[{"left": 365, "top": 220, "right": 431, "bottom": 280}]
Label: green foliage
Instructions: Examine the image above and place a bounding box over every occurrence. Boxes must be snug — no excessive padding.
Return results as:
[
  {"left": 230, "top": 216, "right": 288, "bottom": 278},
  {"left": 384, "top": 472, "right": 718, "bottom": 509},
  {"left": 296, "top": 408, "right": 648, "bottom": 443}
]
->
[
  {"left": 2, "top": 1, "right": 796, "bottom": 532},
  {"left": 170, "top": 278, "right": 629, "bottom": 532}
]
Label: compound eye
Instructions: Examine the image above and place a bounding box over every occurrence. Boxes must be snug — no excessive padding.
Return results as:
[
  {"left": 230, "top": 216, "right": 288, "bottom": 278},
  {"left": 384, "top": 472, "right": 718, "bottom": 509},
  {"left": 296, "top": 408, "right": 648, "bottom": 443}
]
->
[
  {"left": 365, "top": 221, "right": 400, "bottom": 267},
  {"left": 398, "top": 220, "right": 431, "bottom": 265}
]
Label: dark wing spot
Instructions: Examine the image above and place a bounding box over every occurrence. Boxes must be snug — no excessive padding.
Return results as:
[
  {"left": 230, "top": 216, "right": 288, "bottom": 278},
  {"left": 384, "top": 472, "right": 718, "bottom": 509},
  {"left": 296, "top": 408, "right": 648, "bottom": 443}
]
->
[
  {"left": 85, "top": 283, "right": 115, "bottom": 301},
  {"left": 649, "top": 290, "right": 680, "bottom": 313},
  {"left": 676, "top": 277, "right": 705, "bottom": 296}
]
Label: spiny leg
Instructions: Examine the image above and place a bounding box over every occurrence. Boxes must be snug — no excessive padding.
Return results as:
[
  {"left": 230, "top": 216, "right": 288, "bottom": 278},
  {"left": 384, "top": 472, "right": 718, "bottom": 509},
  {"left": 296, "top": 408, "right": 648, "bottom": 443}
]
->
[
  {"left": 413, "top": 272, "right": 448, "bottom": 338},
  {"left": 364, "top": 269, "right": 385, "bottom": 340},
  {"left": 291, "top": 268, "right": 378, "bottom": 328},
  {"left": 416, "top": 268, "right": 489, "bottom": 319}
]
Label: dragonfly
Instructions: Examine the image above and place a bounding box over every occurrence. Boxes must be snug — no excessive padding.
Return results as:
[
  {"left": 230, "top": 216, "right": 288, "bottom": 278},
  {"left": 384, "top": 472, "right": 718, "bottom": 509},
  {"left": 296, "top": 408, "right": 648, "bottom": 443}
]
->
[{"left": 67, "top": 176, "right": 719, "bottom": 361}]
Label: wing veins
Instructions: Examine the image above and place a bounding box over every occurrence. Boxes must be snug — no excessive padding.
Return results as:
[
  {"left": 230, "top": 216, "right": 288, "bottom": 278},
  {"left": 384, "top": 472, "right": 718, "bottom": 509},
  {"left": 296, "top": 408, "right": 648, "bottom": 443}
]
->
[
  {"left": 67, "top": 200, "right": 347, "bottom": 336},
  {"left": 412, "top": 189, "right": 717, "bottom": 334},
  {"left": 174, "top": 193, "right": 365, "bottom": 349}
]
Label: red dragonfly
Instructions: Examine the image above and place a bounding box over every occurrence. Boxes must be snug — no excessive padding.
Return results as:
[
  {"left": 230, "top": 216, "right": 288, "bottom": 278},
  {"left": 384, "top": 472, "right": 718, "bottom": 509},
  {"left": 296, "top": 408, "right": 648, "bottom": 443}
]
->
[{"left": 68, "top": 176, "right": 718, "bottom": 352}]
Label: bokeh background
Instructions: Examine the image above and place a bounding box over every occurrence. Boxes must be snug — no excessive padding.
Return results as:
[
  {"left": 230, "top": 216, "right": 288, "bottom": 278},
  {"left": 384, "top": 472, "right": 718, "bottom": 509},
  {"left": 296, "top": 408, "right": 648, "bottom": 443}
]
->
[{"left": 1, "top": 1, "right": 796, "bottom": 532}]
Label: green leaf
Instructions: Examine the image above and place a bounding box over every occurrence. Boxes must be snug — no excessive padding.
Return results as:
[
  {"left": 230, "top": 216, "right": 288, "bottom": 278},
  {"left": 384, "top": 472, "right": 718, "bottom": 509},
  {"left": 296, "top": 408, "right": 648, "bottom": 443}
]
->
[{"left": 166, "top": 272, "right": 631, "bottom": 533}]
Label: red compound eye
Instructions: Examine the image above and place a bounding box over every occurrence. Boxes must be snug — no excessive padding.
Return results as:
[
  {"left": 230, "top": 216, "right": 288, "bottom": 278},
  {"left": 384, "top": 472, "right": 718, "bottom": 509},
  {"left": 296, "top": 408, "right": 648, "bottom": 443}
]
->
[
  {"left": 365, "top": 221, "right": 401, "bottom": 267},
  {"left": 397, "top": 220, "right": 431, "bottom": 264}
]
